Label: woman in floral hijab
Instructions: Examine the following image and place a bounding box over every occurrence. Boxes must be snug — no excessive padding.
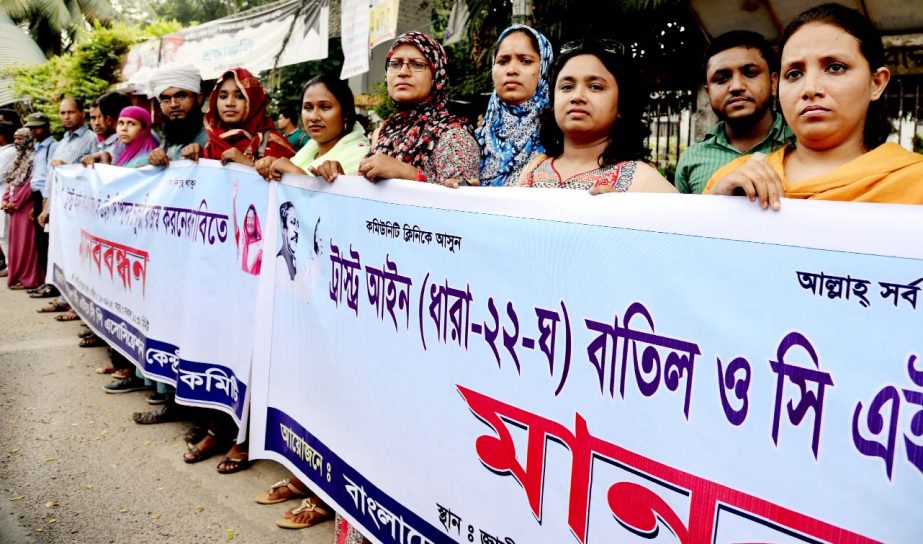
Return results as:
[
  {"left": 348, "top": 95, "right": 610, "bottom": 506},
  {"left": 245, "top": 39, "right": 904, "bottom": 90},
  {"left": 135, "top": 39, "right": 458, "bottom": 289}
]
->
[{"left": 358, "top": 32, "right": 478, "bottom": 185}]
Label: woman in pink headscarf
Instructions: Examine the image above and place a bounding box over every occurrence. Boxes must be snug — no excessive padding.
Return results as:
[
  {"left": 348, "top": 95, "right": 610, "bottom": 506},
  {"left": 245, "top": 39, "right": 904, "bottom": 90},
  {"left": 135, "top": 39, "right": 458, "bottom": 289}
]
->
[
  {"left": 232, "top": 179, "right": 262, "bottom": 275},
  {"left": 114, "top": 106, "right": 159, "bottom": 168}
]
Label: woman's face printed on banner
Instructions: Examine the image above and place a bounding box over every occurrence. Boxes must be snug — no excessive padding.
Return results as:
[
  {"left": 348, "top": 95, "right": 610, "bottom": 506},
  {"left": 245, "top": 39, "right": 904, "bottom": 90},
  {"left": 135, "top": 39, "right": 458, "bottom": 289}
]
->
[{"left": 245, "top": 207, "right": 257, "bottom": 237}]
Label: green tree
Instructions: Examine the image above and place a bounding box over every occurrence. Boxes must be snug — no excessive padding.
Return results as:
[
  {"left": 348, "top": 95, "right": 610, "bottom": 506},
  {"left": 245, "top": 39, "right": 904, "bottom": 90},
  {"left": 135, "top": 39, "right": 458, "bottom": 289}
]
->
[
  {"left": 6, "top": 20, "right": 181, "bottom": 136},
  {"left": 0, "top": 0, "right": 117, "bottom": 56}
]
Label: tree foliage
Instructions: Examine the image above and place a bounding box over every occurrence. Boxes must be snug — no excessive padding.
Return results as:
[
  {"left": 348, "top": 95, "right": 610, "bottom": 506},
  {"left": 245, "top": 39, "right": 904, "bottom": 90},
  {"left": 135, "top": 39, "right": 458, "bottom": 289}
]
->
[
  {"left": 0, "top": 0, "right": 117, "bottom": 56},
  {"left": 5, "top": 20, "right": 182, "bottom": 136}
]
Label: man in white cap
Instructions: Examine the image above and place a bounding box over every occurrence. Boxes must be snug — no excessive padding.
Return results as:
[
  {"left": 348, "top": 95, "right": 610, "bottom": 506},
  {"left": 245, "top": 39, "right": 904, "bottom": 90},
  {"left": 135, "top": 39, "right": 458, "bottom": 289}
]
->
[{"left": 147, "top": 63, "right": 209, "bottom": 166}]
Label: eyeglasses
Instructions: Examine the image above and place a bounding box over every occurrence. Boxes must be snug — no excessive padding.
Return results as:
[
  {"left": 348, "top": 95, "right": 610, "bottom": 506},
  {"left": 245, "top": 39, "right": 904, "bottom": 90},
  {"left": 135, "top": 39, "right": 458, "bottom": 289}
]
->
[
  {"left": 386, "top": 60, "right": 429, "bottom": 73},
  {"left": 560, "top": 39, "right": 626, "bottom": 57}
]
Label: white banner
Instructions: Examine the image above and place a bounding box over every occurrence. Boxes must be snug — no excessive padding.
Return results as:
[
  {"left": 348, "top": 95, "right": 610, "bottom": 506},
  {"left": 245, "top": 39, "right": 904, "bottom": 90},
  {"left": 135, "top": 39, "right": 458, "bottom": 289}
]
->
[
  {"left": 249, "top": 176, "right": 923, "bottom": 544},
  {"left": 122, "top": 0, "right": 329, "bottom": 81},
  {"left": 49, "top": 162, "right": 270, "bottom": 424},
  {"left": 340, "top": 0, "right": 371, "bottom": 79}
]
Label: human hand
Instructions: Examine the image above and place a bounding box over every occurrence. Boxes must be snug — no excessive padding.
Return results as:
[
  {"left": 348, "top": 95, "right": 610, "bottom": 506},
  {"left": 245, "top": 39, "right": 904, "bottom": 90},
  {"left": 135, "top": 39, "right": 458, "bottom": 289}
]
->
[
  {"left": 181, "top": 143, "right": 203, "bottom": 162},
  {"left": 706, "top": 153, "right": 784, "bottom": 211},
  {"left": 221, "top": 147, "right": 252, "bottom": 167},
  {"left": 358, "top": 153, "right": 417, "bottom": 182},
  {"left": 307, "top": 160, "right": 345, "bottom": 183},
  {"left": 148, "top": 148, "right": 169, "bottom": 167},
  {"left": 254, "top": 156, "right": 275, "bottom": 180},
  {"left": 38, "top": 210, "right": 49, "bottom": 227},
  {"left": 80, "top": 155, "right": 97, "bottom": 168}
]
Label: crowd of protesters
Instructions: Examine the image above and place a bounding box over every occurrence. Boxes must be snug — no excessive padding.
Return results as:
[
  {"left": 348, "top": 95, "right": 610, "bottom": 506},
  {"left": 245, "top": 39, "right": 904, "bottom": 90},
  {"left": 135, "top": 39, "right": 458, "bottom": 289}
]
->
[{"left": 1, "top": 3, "right": 921, "bottom": 541}]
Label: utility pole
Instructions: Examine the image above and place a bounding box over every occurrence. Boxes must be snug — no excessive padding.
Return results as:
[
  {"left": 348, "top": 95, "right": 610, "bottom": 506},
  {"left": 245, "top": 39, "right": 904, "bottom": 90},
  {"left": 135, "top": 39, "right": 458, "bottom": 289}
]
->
[{"left": 511, "top": 0, "right": 533, "bottom": 25}]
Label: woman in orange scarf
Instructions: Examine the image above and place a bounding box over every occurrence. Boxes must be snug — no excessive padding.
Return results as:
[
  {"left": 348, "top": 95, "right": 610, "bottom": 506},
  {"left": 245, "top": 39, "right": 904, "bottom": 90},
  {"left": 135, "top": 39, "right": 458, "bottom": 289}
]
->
[
  {"left": 705, "top": 4, "right": 923, "bottom": 208},
  {"left": 182, "top": 67, "right": 294, "bottom": 165}
]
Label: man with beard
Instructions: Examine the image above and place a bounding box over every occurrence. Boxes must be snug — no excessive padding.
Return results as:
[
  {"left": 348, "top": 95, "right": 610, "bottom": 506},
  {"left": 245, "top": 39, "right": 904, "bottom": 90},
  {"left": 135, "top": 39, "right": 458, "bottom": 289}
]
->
[
  {"left": 147, "top": 63, "right": 208, "bottom": 166},
  {"left": 675, "top": 31, "right": 794, "bottom": 194}
]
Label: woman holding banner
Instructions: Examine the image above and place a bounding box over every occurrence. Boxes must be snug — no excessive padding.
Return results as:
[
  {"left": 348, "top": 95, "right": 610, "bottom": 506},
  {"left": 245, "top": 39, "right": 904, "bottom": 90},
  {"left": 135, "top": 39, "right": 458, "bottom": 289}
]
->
[
  {"left": 182, "top": 67, "right": 295, "bottom": 165},
  {"left": 469, "top": 24, "right": 554, "bottom": 188},
  {"left": 516, "top": 39, "right": 676, "bottom": 193},
  {"left": 356, "top": 32, "right": 479, "bottom": 185},
  {"left": 113, "top": 106, "right": 159, "bottom": 168},
  {"left": 256, "top": 74, "right": 370, "bottom": 182},
  {"left": 705, "top": 3, "right": 923, "bottom": 207}
]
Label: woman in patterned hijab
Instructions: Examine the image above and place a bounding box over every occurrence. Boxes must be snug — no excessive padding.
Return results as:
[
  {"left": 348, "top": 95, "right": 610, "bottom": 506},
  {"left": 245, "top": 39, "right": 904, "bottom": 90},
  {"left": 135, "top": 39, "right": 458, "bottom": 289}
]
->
[
  {"left": 359, "top": 32, "right": 478, "bottom": 184},
  {"left": 476, "top": 25, "right": 553, "bottom": 187}
]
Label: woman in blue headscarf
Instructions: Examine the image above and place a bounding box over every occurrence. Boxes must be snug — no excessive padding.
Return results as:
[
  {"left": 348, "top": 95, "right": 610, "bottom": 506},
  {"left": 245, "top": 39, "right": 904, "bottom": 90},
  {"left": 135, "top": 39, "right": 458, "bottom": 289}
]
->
[{"left": 475, "top": 25, "right": 553, "bottom": 187}]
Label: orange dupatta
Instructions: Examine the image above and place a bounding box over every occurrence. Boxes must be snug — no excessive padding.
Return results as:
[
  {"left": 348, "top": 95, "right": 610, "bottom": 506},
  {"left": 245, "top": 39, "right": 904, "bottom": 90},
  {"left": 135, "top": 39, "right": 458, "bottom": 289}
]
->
[{"left": 705, "top": 143, "right": 923, "bottom": 204}]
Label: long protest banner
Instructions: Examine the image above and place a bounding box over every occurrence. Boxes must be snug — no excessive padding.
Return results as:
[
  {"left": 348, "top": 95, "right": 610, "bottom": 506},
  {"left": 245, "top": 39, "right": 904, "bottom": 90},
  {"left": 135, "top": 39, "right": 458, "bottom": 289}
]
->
[
  {"left": 248, "top": 176, "right": 922, "bottom": 544},
  {"left": 49, "top": 161, "right": 268, "bottom": 425},
  {"left": 49, "top": 163, "right": 922, "bottom": 543}
]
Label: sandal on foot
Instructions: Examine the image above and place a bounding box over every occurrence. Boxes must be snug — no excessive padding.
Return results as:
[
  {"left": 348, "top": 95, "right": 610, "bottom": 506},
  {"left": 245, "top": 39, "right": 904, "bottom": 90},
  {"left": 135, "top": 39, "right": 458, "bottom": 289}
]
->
[
  {"left": 132, "top": 403, "right": 180, "bottom": 425},
  {"left": 183, "top": 431, "right": 219, "bottom": 463},
  {"left": 9, "top": 283, "right": 27, "bottom": 290},
  {"left": 95, "top": 365, "right": 116, "bottom": 374},
  {"left": 276, "top": 498, "right": 333, "bottom": 529},
  {"left": 216, "top": 448, "right": 251, "bottom": 474},
  {"left": 79, "top": 335, "right": 105, "bottom": 348},
  {"left": 254, "top": 479, "right": 310, "bottom": 504},
  {"left": 29, "top": 285, "right": 58, "bottom": 298},
  {"left": 37, "top": 300, "right": 69, "bottom": 313},
  {"left": 55, "top": 310, "right": 80, "bottom": 322}
]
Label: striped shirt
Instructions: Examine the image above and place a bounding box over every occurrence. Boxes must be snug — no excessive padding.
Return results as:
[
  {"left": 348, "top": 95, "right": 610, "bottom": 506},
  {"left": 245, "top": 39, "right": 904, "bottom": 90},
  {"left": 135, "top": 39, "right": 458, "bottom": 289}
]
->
[{"left": 675, "top": 113, "right": 794, "bottom": 194}]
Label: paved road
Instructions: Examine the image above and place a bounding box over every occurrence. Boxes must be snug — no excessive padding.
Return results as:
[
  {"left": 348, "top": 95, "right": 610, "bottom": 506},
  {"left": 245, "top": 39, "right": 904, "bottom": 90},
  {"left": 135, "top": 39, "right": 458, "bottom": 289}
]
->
[{"left": 0, "top": 283, "right": 334, "bottom": 543}]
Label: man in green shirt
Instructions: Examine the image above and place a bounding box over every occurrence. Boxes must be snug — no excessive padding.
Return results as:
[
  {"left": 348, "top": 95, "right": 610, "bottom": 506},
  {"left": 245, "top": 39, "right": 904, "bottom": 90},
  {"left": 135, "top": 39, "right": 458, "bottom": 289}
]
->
[
  {"left": 277, "top": 103, "right": 310, "bottom": 152},
  {"left": 675, "top": 31, "right": 794, "bottom": 194}
]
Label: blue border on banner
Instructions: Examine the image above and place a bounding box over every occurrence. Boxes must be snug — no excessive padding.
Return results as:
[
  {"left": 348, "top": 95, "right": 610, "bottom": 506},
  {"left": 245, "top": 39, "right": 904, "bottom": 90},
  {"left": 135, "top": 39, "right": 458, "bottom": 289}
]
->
[
  {"left": 53, "top": 264, "right": 248, "bottom": 419},
  {"left": 265, "top": 407, "right": 452, "bottom": 544}
]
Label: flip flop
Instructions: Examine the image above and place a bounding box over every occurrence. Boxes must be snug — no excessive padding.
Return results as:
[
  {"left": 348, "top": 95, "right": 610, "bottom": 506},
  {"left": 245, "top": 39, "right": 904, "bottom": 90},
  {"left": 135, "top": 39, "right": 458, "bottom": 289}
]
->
[
  {"left": 95, "top": 365, "right": 116, "bottom": 374},
  {"left": 276, "top": 498, "right": 333, "bottom": 529},
  {"left": 254, "top": 479, "right": 310, "bottom": 504},
  {"left": 9, "top": 283, "right": 27, "bottom": 290},
  {"left": 216, "top": 451, "right": 251, "bottom": 474},
  {"left": 55, "top": 311, "right": 80, "bottom": 322},
  {"left": 184, "top": 431, "right": 220, "bottom": 464},
  {"left": 79, "top": 335, "right": 105, "bottom": 348}
]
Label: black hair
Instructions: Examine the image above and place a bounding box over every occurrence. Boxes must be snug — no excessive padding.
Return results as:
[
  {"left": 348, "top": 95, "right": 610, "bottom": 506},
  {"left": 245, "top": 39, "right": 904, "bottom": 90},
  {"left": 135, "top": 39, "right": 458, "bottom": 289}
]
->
[
  {"left": 279, "top": 201, "right": 295, "bottom": 225},
  {"left": 95, "top": 92, "right": 133, "bottom": 121},
  {"left": 495, "top": 28, "right": 541, "bottom": 61},
  {"left": 278, "top": 102, "right": 301, "bottom": 125},
  {"left": 539, "top": 40, "right": 651, "bottom": 166},
  {"left": 302, "top": 74, "right": 357, "bottom": 136},
  {"left": 0, "top": 108, "right": 22, "bottom": 128},
  {"left": 703, "top": 31, "right": 777, "bottom": 78},
  {"left": 62, "top": 96, "right": 84, "bottom": 111},
  {"left": 780, "top": 3, "right": 891, "bottom": 149},
  {"left": 0, "top": 121, "right": 15, "bottom": 143}
]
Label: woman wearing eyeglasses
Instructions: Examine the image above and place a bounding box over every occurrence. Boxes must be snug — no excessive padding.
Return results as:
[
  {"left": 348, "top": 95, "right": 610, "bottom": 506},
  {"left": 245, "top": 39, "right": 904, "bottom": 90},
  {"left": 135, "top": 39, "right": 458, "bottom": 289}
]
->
[
  {"left": 517, "top": 39, "right": 675, "bottom": 193},
  {"left": 357, "top": 32, "right": 479, "bottom": 184}
]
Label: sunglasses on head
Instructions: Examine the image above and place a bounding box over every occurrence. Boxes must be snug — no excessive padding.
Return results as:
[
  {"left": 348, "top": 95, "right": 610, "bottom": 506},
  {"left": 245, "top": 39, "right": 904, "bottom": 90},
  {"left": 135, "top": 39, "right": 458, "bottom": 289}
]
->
[{"left": 560, "top": 38, "right": 627, "bottom": 57}]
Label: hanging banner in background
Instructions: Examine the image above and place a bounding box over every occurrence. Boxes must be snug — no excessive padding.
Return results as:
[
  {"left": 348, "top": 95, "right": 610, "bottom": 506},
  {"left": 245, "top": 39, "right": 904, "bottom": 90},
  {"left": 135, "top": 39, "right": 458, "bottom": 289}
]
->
[
  {"left": 49, "top": 162, "right": 269, "bottom": 424},
  {"left": 121, "top": 0, "right": 329, "bottom": 81},
  {"left": 340, "top": 0, "right": 371, "bottom": 79},
  {"left": 369, "top": 0, "right": 399, "bottom": 48},
  {"left": 249, "top": 177, "right": 923, "bottom": 544}
]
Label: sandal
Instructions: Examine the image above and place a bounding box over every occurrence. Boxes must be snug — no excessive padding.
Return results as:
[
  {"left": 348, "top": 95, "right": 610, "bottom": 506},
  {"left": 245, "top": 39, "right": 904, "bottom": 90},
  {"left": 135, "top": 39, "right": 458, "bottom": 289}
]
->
[
  {"left": 79, "top": 335, "right": 105, "bottom": 348},
  {"left": 184, "top": 431, "right": 220, "bottom": 463},
  {"left": 29, "top": 285, "right": 59, "bottom": 298},
  {"left": 216, "top": 444, "right": 251, "bottom": 474},
  {"left": 276, "top": 497, "right": 333, "bottom": 529},
  {"left": 254, "top": 479, "right": 310, "bottom": 504},
  {"left": 95, "top": 365, "right": 116, "bottom": 374},
  {"left": 81, "top": 329, "right": 97, "bottom": 339},
  {"left": 112, "top": 368, "right": 132, "bottom": 379},
  {"left": 9, "top": 283, "right": 27, "bottom": 290},
  {"left": 55, "top": 310, "right": 80, "bottom": 322},
  {"left": 37, "top": 300, "right": 69, "bottom": 313}
]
